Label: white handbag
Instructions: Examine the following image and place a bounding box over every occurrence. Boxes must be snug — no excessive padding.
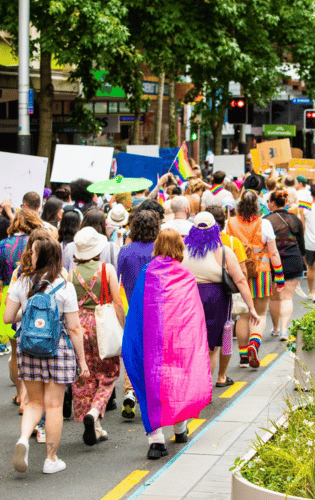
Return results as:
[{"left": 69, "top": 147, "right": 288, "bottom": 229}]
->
[{"left": 95, "top": 263, "right": 123, "bottom": 359}]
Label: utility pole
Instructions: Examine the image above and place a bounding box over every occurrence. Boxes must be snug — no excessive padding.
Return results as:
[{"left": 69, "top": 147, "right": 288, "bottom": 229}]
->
[{"left": 18, "top": 0, "right": 31, "bottom": 154}]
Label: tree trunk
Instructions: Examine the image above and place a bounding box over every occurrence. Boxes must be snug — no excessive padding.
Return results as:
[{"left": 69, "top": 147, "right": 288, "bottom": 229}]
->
[
  {"left": 37, "top": 50, "right": 54, "bottom": 186},
  {"left": 168, "top": 73, "right": 177, "bottom": 148},
  {"left": 154, "top": 71, "right": 164, "bottom": 146},
  {"left": 130, "top": 107, "right": 140, "bottom": 144},
  {"left": 211, "top": 105, "right": 226, "bottom": 156}
]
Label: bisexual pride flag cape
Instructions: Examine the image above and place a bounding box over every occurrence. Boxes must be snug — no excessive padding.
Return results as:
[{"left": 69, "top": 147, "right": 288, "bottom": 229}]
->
[{"left": 122, "top": 255, "right": 212, "bottom": 434}]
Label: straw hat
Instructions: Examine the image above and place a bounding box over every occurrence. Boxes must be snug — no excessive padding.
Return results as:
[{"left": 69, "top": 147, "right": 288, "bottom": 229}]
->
[
  {"left": 74, "top": 227, "right": 107, "bottom": 260},
  {"left": 194, "top": 212, "right": 216, "bottom": 230},
  {"left": 107, "top": 203, "right": 129, "bottom": 226}
]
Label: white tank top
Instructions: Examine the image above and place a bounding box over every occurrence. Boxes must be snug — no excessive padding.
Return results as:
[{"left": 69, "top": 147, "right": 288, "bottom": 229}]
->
[{"left": 182, "top": 248, "right": 223, "bottom": 284}]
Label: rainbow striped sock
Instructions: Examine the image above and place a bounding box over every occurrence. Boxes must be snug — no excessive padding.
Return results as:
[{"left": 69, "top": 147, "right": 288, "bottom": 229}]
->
[
  {"left": 249, "top": 333, "right": 262, "bottom": 350},
  {"left": 239, "top": 345, "right": 248, "bottom": 358},
  {"left": 273, "top": 264, "right": 285, "bottom": 286}
]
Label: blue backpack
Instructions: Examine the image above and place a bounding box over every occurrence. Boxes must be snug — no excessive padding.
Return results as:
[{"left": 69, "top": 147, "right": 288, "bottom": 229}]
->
[{"left": 19, "top": 280, "right": 67, "bottom": 358}]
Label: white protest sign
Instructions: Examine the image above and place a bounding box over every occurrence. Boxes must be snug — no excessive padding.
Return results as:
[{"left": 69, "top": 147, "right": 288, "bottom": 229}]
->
[
  {"left": 50, "top": 145, "right": 113, "bottom": 183},
  {"left": 0, "top": 151, "right": 48, "bottom": 209},
  {"left": 213, "top": 154, "right": 245, "bottom": 177},
  {"left": 126, "top": 145, "right": 159, "bottom": 157}
]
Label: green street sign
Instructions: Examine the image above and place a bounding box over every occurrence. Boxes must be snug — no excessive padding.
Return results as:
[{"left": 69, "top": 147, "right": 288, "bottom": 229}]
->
[
  {"left": 263, "top": 124, "right": 296, "bottom": 137},
  {"left": 94, "top": 70, "right": 125, "bottom": 98}
]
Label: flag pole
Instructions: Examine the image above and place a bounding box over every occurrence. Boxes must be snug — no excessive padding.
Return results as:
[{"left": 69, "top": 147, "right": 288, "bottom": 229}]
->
[{"left": 168, "top": 142, "right": 184, "bottom": 173}]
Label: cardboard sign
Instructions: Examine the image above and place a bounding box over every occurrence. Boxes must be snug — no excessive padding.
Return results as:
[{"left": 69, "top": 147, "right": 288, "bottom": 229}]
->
[
  {"left": 212, "top": 155, "right": 245, "bottom": 177},
  {"left": 126, "top": 145, "right": 159, "bottom": 157},
  {"left": 257, "top": 138, "right": 292, "bottom": 166},
  {"left": 0, "top": 151, "right": 48, "bottom": 209},
  {"left": 117, "top": 153, "right": 163, "bottom": 187},
  {"left": 288, "top": 159, "right": 315, "bottom": 180},
  {"left": 250, "top": 149, "right": 261, "bottom": 173},
  {"left": 50, "top": 145, "right": 113, "bottom": 183}
]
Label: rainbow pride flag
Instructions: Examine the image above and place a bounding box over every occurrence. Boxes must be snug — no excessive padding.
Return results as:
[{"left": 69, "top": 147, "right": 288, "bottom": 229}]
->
[
  {"left": 173, "top": 143, "right": 195, "bottom": 181},
  {"left": 299, "top": 201, "right": 312, "bottom": 211},
  {"left": 122, "top": 256, "right": 212, "bottom": 433},
  {"left": 210, "top": 184, "right": 224, "bottom": 195}
]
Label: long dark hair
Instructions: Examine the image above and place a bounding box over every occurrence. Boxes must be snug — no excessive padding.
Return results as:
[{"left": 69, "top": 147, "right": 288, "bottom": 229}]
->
[
  {"left": 24, "top": 239, "right": 63, "bottom": 298},
  {"left": 41, "top": 196, "right": 63, "bottom": 224},
  {"left": 59, "top": 209, "right": 81, "bottom": 244},
  {"left": 237, "top": 190, "right": 260, "bottom": 222}
]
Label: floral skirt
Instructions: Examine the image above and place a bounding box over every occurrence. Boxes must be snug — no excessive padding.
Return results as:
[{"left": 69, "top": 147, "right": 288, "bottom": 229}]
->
[{"left": 72, "top": 308, "right": 120, "bottom": 421}]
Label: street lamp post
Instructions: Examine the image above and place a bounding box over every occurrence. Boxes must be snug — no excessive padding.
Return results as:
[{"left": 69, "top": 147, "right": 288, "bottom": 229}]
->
[{"left": 18, "top": 0, "right": 31, "bottom": 155}]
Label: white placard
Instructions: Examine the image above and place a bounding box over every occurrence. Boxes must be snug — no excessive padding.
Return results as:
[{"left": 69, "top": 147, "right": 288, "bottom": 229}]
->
[
  {"left": 213, "top": 155, "right": 245, "bottom": 177},
  {"left": 0, "top": 151, "right": 48, "bottom": 209},
  {"left": 126, "top": 145, "right": 159, "bottom": 157},
  {"left": 50, "top": 144, "right": 114, "bottom": 183}
]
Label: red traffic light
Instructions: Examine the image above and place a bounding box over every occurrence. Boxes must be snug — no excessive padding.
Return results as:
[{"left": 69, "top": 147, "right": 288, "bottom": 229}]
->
[
  {"left": 230, "top": 99, "right": 245, "bottom": 108},
  {"left": 306, "top": 111, "right": 315, "bottom": 118}
]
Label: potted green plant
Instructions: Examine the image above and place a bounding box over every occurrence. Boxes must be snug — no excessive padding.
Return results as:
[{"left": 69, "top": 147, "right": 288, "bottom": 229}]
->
[
  {"left": 287, "top": 306, "right": 315, "bottom": 391},
  {"left": 231, "top": 394, "right": 315, "bottom": 499}
]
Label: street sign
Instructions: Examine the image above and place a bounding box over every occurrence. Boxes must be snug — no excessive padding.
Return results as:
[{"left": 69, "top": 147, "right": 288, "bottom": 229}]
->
[
  {"left": 263, "top": 124, "right": 296, "bottom": 137},
  {"left": 291, "top": 97, "right": 312, "bottom": 104},
  {"left": 28, "top": 89, "right": 34, "bottom": 114}
]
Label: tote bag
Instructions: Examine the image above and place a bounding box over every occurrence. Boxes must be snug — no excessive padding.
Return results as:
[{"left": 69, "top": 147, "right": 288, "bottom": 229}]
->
[{"left": 95, "top": 263, "right": 123, "bottom": 359}]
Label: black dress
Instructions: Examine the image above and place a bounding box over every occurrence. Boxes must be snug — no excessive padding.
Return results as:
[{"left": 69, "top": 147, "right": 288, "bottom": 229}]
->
[{"left": 264, "top": 210, "right": 305, "bottom": 280}]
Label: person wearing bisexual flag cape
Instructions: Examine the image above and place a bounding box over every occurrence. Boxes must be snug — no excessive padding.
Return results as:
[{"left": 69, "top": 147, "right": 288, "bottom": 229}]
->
[
  {"left": 122, "top": 228, "right": 212, "bottom": 460},
  {"left": 201, "top": 171, "right": 231, "bottom": 209},
  {"left": 118, "top": 211, "right": 161, "bottom": 420},
  {"left": 265, "top": 190, "right": 305, "bottom": 341},
  {"left": 300, "top": 184, "right": 315, "bottom": 301},
  {"left": 183, "top": 213, "right": 260, "bottom": 383}
]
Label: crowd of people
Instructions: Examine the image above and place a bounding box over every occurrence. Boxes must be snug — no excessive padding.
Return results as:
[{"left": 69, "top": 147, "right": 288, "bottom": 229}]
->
[{"left": 0, "top": 162, "right": 312, "bottom": 472}]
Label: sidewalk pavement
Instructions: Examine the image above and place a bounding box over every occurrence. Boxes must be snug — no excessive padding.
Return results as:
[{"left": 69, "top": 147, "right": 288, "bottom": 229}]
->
[{"left": 127, "top": 351, "right": 295, "bottom": 500}]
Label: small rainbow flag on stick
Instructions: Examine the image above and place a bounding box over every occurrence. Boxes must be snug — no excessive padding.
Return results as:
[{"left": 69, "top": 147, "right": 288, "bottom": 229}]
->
[
  {"left": 299, "top": 201, "right": 312, "bottom": 211},
  {"left": 172, "top": 142, "right": 195, "bottom": 181},
  {"left": 119, "top": 281, "right": 129, "bottom": 315},
  {"left": 157, "top": 175, "right": 166, "bottom": 205}
]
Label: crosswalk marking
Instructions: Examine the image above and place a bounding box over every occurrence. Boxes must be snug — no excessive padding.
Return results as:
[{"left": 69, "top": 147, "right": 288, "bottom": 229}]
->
[
  {"left": 170, "top": 418, "right": 206, "bottom": 441},
  {"left": 219, "top": 381, "right": 247, "bottom": 398},
  {"left": 100, "top": 470, "right": 149, "bottom": 500},
  {"left": 260, "top": 353, "right": 278, "bottom": 367}
]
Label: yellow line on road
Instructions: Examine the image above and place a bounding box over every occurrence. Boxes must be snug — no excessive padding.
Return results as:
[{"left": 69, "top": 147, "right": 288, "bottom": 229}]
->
[
  {"left": 260, "top": 353, "right": 278, "bottom": 367},
  {"left": 219, "top": 381, "right": 247, "bottom": 398},
  {"left": 170, "top": 418, "right": 206, "bottom": 441},
  {"left": 100, "top": 470, "right": 149, "bottom": 500}
]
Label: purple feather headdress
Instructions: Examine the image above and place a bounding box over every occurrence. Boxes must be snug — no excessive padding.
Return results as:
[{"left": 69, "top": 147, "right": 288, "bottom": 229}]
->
[{"left": 185, "top": 223, "right": 222, "bottom": 258}]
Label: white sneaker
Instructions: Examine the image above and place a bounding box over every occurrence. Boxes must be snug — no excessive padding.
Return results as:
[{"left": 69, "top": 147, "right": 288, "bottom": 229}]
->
[
  {"left": 36, "top": 425, "right": 46, "bottom": 443},
  {"left": 13, "top": 439, "right": 29, "bottom": 473},
  {"left": 95, "top": 420, "right": 108, "bottom": 442},
  {"left": 308, "top": 292, "right": 315, "bottom": 301},
  {"left": 43, "top": 457, "right": 66, "bottom": 474},
  {"left": 270, "top": 327, "right": 280, "bottom": 336},
  {"left": 280, "top": 332, "right": 289, "bottom": 341}
]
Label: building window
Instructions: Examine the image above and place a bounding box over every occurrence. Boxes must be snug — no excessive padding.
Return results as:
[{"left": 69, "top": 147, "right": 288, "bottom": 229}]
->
[
  {"left": 94, "top": 102, "right": 108, "bottom": 114},
  {"left": 119, "top": 102, "right": 130, "bottom": 113},
  {"left": 108, "top": 102, "right": 118, "bottom": 113}
]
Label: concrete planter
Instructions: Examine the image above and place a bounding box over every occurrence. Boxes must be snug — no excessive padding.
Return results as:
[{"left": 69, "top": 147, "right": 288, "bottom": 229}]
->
[
  {"left": 294, "top": 332, "right": 315, "bottom": 391},
  {"left": 231, "top": 412, "right": 310, "bottom": 500}
]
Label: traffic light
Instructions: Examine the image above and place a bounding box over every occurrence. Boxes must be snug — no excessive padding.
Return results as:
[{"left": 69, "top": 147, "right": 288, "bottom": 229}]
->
[
  {"left": 304, "top": 109, "right": 315, "bottom": 130},
  {"left": 227, "top": 97, "right": 253, "bottom": 124},
  {"left": 190, "top": 131, "right": 198, "bottom": 141}
]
